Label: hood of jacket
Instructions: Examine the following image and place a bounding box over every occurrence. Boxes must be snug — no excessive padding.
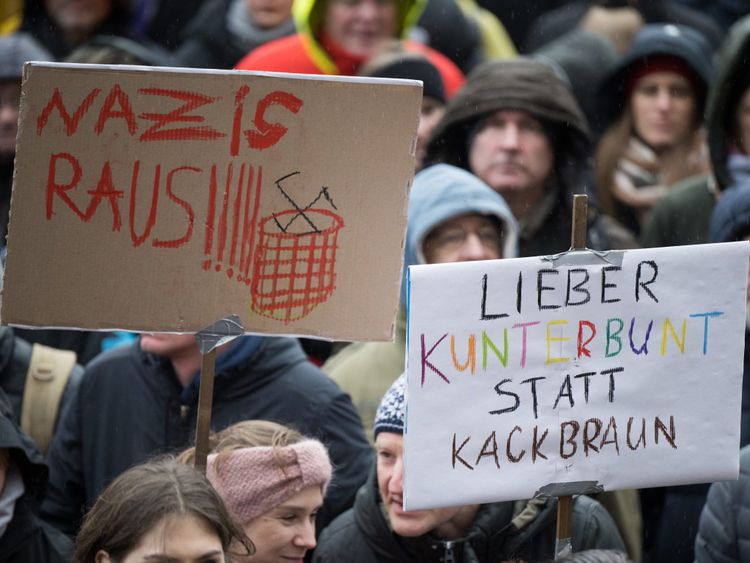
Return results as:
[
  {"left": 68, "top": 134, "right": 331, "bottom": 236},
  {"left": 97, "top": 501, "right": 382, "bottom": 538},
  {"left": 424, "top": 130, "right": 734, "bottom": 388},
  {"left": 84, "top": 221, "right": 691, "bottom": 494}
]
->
[
  {"left": 708, "top": 180, "right": 750, "bottom": 243},
  {"left": 706, "top": 15, "right": 750, "bottom": 191},
  {"left": 0, "top": 392, "right": 47, "bottom": 503},
  {"left": 291, "top": 0, "right": 425, "bottom": 74},
  {"left": 597, "top": 23, "right": 713, "bottom": 128},
  {"left": 401, "top": 164, "right": 519, "bottom": 304},
  {"left": 424, "top": 58, "right": 591, "bottom": 202}
]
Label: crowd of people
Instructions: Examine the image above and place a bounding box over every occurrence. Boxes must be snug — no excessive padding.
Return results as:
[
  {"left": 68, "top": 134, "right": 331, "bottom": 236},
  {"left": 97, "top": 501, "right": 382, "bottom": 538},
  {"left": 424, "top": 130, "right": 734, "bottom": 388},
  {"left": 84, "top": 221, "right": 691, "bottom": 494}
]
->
[{"left": 2, "top": 0, "right": 750, "bottom": 562}]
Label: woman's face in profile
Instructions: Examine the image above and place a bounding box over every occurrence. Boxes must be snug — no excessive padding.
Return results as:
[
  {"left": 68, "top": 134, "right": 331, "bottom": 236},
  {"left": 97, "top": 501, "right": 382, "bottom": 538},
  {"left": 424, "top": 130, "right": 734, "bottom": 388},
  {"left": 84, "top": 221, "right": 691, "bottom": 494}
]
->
[
  {"left": 95, "top": 513, "right": 225, "bottom": 563},
  {"left": 242, "top": 486, "right": 323, "bottom": 563},
  {"left": 630, "top": 71, "right": 697, "bottom": 153}
]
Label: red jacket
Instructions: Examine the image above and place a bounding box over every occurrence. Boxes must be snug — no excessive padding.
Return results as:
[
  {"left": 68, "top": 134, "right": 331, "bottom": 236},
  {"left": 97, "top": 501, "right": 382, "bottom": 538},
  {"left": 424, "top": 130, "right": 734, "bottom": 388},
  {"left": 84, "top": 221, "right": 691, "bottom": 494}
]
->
[{"left": 235, "top": 33, "right": 465, "bottom": 98}]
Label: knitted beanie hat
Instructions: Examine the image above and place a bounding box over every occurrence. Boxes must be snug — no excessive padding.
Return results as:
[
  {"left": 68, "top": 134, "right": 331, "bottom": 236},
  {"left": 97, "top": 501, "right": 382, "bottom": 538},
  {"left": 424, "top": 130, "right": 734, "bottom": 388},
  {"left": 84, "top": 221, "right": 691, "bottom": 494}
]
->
[
  {"left": 206, "top": 440, "right": 332, "bottom": 526},
  {"left": 373, "top": 373, "right": 407, "bottom": 439},
  {"left": 369, "top": 57, "right": 446, "bottom": 104}
]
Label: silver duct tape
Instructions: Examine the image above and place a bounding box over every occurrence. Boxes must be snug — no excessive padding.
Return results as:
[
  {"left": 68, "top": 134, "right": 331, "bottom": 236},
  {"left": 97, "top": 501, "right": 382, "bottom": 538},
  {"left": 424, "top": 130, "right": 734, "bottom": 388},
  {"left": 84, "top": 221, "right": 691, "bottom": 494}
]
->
[
  {"left": 542, "top": 249, "right": 625, "bottom": 268},
  {"left": 555, "top": 538, "right": 573, "bottom": 560},
  {"left": 195, "top": 314, "right": 245, "bottom": 355},
  {"left": 536, "top": 480, "right": 603, "bottom": 497}
]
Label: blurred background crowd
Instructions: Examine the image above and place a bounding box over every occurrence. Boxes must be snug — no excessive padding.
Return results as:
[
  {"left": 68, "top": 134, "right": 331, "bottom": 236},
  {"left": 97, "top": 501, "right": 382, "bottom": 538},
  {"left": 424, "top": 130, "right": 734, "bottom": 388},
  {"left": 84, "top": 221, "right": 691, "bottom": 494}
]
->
[{"left": 2, "top": 1, "right": 750, "bottom": 562}]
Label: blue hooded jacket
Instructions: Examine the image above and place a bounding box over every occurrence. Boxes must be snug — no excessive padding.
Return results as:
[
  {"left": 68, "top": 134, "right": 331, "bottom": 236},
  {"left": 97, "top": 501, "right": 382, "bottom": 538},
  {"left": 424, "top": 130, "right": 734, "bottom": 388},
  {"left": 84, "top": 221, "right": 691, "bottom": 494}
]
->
[
  {"left": 401, "top": 163, "right": 519, "bottom": 304},
  {"left": 325, "top": 164, "right": 519, "bottom": 440}
]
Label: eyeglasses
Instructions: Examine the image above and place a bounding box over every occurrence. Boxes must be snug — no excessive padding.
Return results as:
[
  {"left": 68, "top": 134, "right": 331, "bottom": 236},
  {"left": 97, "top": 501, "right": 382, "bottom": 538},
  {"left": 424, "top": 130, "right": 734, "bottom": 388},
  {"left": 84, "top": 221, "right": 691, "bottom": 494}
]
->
[{"left": 425, "top": 222, "right": 503, "bottom": 253}]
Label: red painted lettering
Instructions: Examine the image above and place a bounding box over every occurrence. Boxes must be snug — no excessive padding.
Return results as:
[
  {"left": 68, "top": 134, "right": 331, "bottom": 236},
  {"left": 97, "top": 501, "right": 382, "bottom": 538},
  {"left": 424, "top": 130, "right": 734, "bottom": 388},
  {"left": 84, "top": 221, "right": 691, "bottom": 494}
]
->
[
  {"left": 95, "top": 84, "right": 137, "bottom": 135},
  {"left": 46, "top": 152, "right": 85, "bottom": 220},
  {"left": 245, "top": 91, "right": 302, "bottom": 150},
  {"left": 37, "top": 88, "right": 101, "bottom": 136},
  {"left": 129, "top": 161, "right": 160, "bottom": 247},
  {"left": 84, "top": 162, "right": 124, "bottom": 230},
  {"left": 138, "top": 88, "right": 225, "bottom": 142},
  {"left": 152, "top": 166, "right": 199, "bottom": 248},
  {"left": 230, "top": 85, "right": 251, "bottom": 156},
  {"left": 577, "top": 320, "right": 596, "bottom": 359}
]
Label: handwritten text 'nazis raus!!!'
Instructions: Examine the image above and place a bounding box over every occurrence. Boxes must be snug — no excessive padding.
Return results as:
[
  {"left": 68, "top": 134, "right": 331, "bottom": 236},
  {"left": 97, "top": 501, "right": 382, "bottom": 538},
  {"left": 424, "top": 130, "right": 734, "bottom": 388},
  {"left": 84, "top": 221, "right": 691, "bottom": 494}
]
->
[{"left": 37, "top": 83, "right": 301, "bottom": 251}]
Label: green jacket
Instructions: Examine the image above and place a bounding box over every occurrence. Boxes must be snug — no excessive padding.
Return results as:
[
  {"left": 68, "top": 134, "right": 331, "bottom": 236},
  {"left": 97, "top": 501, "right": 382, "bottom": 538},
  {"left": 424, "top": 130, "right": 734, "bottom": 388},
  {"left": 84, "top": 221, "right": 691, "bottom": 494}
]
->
[{"left": 324, "top": 309, "right": 406, "bottom": 441}]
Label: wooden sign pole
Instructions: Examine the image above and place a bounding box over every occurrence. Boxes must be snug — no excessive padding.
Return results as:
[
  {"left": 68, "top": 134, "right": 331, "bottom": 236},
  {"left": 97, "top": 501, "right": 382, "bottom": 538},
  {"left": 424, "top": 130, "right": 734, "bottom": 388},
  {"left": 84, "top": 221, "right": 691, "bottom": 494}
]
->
[
  {"left": 190, "top": 315, "right": 245, "bottom": 474},
  {"left": 570, "top": 194, "right": 588, "bottom": 250},
  {"left": 555, "top": 194, "right": 588, "bottom": 559},
  {"left": 194, "top": 348, "right": 217, "bottom": 474}
]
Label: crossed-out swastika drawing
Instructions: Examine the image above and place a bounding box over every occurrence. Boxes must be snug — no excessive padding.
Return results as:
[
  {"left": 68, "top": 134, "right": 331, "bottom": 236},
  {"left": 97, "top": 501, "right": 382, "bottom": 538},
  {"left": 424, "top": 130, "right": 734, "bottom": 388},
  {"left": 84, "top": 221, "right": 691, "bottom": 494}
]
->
[{"left": 250, "top": 171, "right": 345, "bottom": 323}]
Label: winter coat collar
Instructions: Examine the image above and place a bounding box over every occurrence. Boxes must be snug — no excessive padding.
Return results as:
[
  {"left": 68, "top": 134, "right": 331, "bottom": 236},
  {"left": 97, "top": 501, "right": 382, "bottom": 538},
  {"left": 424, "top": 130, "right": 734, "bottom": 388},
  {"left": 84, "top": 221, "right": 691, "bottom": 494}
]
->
[
  {"left": 138, "top": 336, "right": 310, "bottom": 406},
  {"left": 350, "top": 465, "right": 555, "bottom": 562}
]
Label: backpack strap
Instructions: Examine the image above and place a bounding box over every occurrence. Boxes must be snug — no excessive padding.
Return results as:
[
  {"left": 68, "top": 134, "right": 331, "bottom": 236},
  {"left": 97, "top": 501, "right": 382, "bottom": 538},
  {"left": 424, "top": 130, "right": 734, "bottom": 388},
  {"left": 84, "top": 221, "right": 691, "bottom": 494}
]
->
[{"left": 21, "top": 343, "right": 77, "bottom": 454}]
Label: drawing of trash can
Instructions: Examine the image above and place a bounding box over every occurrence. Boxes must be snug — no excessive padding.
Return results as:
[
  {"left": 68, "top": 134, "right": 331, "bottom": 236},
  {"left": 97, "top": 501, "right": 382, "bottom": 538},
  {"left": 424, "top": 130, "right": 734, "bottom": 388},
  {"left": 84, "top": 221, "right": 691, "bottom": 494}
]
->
[{"left": 250, "top": 208, "right": 344, "bottom": 323}]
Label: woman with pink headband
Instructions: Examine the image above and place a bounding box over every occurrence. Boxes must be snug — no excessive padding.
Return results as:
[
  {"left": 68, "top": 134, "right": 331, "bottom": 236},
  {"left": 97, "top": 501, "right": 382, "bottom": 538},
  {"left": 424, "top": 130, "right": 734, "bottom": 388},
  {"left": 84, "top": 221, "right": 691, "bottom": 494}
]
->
[{"left": 181, "top": 420, "right": 332, "bottom": 563}]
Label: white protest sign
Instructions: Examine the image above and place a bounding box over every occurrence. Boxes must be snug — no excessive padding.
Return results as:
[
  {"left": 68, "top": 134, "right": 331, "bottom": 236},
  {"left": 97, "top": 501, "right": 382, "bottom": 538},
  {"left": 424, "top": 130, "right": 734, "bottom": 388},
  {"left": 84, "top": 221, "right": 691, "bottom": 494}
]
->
[{"left": 404, "top": 242, "right": 749, "bottom": 510}]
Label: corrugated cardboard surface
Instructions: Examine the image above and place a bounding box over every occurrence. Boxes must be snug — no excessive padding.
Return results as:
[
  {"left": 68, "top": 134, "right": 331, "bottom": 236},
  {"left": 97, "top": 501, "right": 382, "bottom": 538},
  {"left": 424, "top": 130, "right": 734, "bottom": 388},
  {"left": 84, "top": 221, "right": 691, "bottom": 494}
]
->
[{"left": 2, "top": 63, "right": 420, "bottom": 341}]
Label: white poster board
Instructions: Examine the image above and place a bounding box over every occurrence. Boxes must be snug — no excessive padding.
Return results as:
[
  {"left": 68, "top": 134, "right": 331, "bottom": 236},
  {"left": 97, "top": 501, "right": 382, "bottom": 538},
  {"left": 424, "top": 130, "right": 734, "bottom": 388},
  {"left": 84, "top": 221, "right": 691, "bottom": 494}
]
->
[{"left": 404, "top": 242, "right": 749, "bottom": 510}]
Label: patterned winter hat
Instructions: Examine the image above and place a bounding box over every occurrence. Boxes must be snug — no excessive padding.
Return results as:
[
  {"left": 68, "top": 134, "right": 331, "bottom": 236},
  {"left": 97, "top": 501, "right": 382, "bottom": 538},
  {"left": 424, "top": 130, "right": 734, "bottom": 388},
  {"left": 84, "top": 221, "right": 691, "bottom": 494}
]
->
[
  {"left": 206, "top": 440, "right": 332, "bottom": 526},
  {"left": 373, "top": 373, "right": 406, "bottom": 439}
]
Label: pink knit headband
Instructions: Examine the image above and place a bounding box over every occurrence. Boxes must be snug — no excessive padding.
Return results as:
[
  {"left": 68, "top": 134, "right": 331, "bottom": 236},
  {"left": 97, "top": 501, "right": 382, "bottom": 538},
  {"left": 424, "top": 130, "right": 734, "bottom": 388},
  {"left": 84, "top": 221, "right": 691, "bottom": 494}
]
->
[{"left": 206, "top": 440, "right": 332, "bottom": 525}]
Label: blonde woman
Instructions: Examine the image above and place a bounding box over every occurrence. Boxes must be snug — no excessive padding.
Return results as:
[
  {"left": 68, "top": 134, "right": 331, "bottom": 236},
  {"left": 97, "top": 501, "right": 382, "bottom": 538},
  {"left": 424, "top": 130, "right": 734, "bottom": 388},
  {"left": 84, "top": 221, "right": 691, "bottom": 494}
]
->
[{"left": 181, "top": 420, "right": 332, "bottom": 563}]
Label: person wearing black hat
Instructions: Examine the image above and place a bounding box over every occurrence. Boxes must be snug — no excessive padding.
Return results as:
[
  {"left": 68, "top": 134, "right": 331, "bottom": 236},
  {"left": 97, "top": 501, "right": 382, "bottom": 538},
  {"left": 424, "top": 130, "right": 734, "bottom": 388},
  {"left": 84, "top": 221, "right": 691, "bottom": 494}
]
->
[
  {"left": 360, "top": 44, "right": 447, "bottom": 170},
  {"left": 594, "top": 23, "right": 714, "bottom": 237}
]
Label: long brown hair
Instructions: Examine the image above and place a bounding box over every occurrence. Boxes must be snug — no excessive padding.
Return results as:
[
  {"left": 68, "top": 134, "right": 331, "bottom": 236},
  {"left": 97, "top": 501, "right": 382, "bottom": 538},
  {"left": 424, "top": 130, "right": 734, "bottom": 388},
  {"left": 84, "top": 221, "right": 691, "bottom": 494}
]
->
[
  {"left": 74, "top": 458, "right": 254, "bottom": 562},
  {"left": 594, "top": 106, "right": 707, "bottom": 223}
]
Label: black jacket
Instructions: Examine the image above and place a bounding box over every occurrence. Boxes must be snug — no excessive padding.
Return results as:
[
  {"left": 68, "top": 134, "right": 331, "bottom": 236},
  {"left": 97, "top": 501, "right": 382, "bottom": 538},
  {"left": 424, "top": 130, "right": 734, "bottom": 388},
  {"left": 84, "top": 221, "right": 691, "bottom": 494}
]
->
[
  {"left": 522, "top": 0, "right": 723, "bottom": 53},
  {"left": 314, "top": 467, "right": 626, "bottom": 563},
  {"left": 0, "top": 396, "right": 73, "bottom": 563},
  {"left": 0, "top": 326, "right": 84, "bottom": 427},
  {"left": 40, "top": 337, "right": 373, "bottom": 536},
  {"left": 173, "top": 0, "right": 295, "bottom": 69},
  {"left": 0, "top": 496, "right": 72, "bottom": 563},
  {"left": 694, "top": 444, "right": 750, "bottom": 563}
]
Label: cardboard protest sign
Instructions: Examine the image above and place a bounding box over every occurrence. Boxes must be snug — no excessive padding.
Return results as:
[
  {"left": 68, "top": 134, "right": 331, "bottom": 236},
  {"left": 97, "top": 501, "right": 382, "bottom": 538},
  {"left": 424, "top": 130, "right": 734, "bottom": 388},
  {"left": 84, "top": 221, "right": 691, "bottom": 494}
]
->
[
  {"left": 404, "top": 242, "right": 749, "bottom": 510},
  {"left": 1, "top": 63, "right": 421, "bottom": 340}
]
